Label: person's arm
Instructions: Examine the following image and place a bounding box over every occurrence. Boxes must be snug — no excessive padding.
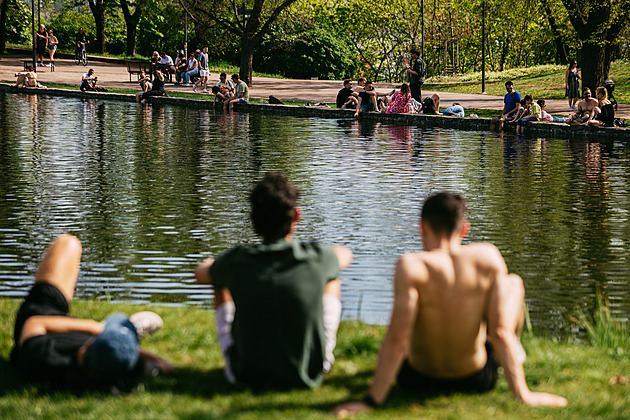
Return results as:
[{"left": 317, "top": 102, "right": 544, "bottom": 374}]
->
[
  {"left": 332, "top": 254, "right": 420, "bottom": 416},
  {"left": 332, "top": 245, "right": 353, "bottom": 270},
  {"left": 194, "top": 257, "right": 215, "bottom": 284},
  {"left": 19, "top": 315, "right": 103, "bottom": 346},
  {"left": 487, "top": 275, "right": 568, "bottom": 407},
  {"left": 506, "top": 102, "right": 521, "bottom": 118}
]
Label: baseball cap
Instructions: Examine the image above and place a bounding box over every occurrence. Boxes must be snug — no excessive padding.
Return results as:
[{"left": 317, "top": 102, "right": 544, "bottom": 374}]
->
[{"left": 88, "top": 313, "right": 139, "bottom": 376}]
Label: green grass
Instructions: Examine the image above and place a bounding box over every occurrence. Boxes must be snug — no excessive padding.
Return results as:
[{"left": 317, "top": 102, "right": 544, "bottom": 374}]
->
[
  {"left": 424, "top": 60, "right": 630, "bottom": 104},
  {"left": 0, "top": 299, "right": 628, "bottom": 419}
]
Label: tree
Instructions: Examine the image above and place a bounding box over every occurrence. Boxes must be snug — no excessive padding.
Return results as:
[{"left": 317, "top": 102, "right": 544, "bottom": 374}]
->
[
  {"left": 0, "top": 0, "right": 7, "bottom": 54},
  {"left": 181, "top": 0, "right": 299, "bottom": 85},
  {"left": 561, "top": 0, "right": 630, "bottom": 90},
  {"left": 85, "top": 0, "right": 116, "bottom": 53},
  {"left": 120, "top": 0, "right": 150, "bottom": 56}
]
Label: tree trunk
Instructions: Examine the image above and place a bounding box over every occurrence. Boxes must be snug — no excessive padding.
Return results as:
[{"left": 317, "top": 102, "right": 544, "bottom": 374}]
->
[
  {"left": 240, "top": 34, "right": 255, "bottom": 86},
  {"left": 580, "top": 42, "right": 607, "bottom": 92},
  {"left": 87, "top": 0, "right": 107, "bottom": 53},
  {"left": 541, "top": 0, "right": 567, "bottom": 64},
  {"left": 0, "top": 0, "right": 7, "bottom": 54},
  {"left": 121, "top": 0, "right": 145, "bottom": 57}
]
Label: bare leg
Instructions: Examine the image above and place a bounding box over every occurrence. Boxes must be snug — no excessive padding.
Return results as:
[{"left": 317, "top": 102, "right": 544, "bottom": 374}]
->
[
  {"left": 323, "top": 279, "right": 342, "bottom": 372},
  {"left": 35, "top": 234, "right": 82, "bottom": 303}
]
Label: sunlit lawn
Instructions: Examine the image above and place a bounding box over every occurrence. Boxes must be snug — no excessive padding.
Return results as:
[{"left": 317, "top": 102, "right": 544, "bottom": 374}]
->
[{"left": 0, "top": 300, "right": 628, "bottom": 419}]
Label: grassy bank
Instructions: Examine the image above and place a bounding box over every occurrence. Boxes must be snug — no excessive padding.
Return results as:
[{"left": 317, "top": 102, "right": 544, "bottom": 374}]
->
[
  {"left": 0, "top": 299, "right": 628, "bottom": 419},
  {"left": 425, "top": 61, "right": 630, "bottom": 104}
]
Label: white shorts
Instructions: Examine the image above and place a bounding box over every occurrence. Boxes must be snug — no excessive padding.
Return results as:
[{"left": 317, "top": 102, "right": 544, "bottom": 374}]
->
[{"left": 199, "top": 69, "right": 209, "bottom": 77}]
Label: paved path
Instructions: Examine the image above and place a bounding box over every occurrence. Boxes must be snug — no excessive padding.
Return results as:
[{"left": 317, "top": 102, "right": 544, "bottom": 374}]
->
[{"left": 3, "top": 54, "right": 628, "bottom": 118}]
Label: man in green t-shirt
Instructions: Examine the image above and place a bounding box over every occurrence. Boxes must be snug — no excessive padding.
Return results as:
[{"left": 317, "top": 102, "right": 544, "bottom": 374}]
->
[
  {"left": 195, "top": 172, "right": 353, "bottom": 390},
  {"left": 224, "top": 73, "right": 250, "bottom": 113}
]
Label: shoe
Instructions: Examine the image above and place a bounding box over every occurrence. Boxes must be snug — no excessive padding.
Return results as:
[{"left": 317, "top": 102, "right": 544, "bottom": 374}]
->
[
  {"left": 184, "top": 83, "right": 191, "bottom": 87},
  {"left": 192, "top": 84, "right": 197, "bottom": 92},
  {"left": 202, "top": 89, "right": 208, "bottom": 93},
  {"left": 130, "top": 311, "right": 164, "bottom": 339}
]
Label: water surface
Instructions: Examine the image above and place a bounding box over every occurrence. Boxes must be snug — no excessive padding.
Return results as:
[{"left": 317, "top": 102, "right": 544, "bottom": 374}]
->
[{"left": 1, "top": 93, "right": 629, "bottom": 336}]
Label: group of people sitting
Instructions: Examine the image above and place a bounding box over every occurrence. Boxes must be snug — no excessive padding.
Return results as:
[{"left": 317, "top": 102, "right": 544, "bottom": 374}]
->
[
  {"left": 491, "top": 81, "right": 617, "bottom": 131},
  {"left": 150, "top": 48, "right": 211, "bottom": 92},
  {"left": 336, "top": 78, "right": 465, "bottom": 119},
  {"left": 11, "top": 172, "right": 567, "bottom": 413}
]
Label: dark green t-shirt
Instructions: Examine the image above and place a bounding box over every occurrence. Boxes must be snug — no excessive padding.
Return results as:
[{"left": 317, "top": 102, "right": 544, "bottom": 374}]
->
[{"left": 210, "top": 239, "right": 339, "bottom": 390}]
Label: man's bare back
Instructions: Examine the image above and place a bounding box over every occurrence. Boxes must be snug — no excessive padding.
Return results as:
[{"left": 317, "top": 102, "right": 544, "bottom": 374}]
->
[
  {"left": 403, "top": 242, "right": 506, "bottom": 378},
  {"left": 332, "top": 192, "right": 566, "bottom": 417}
]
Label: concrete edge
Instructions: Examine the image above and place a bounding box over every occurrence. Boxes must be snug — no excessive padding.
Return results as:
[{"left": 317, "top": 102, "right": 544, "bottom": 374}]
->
[{"left": 2, "top": 83, "right": 629, "bottom": 140}]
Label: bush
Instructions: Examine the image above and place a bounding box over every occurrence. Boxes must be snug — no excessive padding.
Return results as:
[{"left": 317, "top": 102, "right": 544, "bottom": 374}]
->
[
  {"left": 255, "top": 19, "right": 358, "bottom": 80},
  {"left": 5, "top": 0, "right": 31, "bottom": 45},
  {"left": 49, "top": 7, "right": 95, "bottom": 52}
]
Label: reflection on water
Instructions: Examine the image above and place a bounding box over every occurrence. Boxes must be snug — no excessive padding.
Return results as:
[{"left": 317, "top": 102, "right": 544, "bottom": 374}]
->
[{"left": 1, "top": 93, "right": 629, "bottom": 335}]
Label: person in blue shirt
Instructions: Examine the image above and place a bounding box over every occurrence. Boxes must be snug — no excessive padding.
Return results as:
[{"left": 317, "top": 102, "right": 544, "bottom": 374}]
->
[
  {"left": 442, "top": 103, "right": 465, "bottom": 117},
  {"left": 490, "top": 81, "right": 522, "bottom": 130}
]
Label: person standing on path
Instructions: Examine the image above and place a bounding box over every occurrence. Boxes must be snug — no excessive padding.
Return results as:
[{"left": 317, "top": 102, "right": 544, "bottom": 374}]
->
[
  {"left": 193, "top": 46, "right": 210, "bottom": 93},
  {"left": 36, "top": 24, "right": 48, "bottom": 67},
  {"left": 47, "top": 30, "right": 58, "bottom": 68},
  {"left": 405, "top": 48, "right": 425, "bottom": 103},
  {"left": 565, "top": 60, "right": 580, "bottom": 111}
]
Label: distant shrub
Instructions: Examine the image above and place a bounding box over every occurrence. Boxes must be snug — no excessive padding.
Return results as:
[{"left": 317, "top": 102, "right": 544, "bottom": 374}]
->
[{"left": 256, "top": 19, "right": 358, "bottom": 80}]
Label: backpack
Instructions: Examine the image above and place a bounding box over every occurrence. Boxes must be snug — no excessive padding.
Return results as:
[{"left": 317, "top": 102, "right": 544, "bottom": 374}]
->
[
  {"left": 269, "top": 95, "right": 284, "bottom": 105},
  {"left": 421, "top": 97, "right": 435, "bottom": 114}
]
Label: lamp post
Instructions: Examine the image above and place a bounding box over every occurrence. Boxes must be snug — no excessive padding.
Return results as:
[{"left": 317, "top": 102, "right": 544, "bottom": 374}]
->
[
  {"left": 421, "top": 0, "right": 424, "bottom": 61},
  {"left": 184, "top": 11, "right": 188, "bottom": 59},
  {"left": 481, "top": 0, "right": 486, "bottom": 94},
  {"left": 31, "top": 0, "right": 36, "bottom": 71}
]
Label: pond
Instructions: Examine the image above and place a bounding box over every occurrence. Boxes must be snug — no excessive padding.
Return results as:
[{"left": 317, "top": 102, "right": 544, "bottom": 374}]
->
[{"left": 0, "top": 92, "right": 629, "bottom": 336}]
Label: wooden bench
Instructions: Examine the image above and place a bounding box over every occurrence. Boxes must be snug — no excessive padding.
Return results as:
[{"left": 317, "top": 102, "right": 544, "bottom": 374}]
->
[{"left": 126, "top": 60, "right": 153, "bottom": 82}]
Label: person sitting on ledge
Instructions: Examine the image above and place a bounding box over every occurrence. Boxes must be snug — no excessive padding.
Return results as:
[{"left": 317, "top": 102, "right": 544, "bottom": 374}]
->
[
  {"left": 337, "top": 79, "right": 358, "bottom": 109},
  {"left": 212, "top": 85, "right": 230, "bottom": 105},
  {"left": 224, "top": 73, "right": 249, "bottom": 113},
  {"left": 583, "top": 86, "right": 615, "bottom": 128},
  {"left": 140, "top": 71, "right": 167, "bottom": 103},
  {"left": 566, "top": 87, "right": 598, "bottom": 125},
  {"left": 194, "top": 172, "right": 353, "bottom": 391},
  {"left": 10, "top": 234, "right": 174, "bottom": 394},
  {"left": 15, "top": 65, "right": 37, "bottom": 87},
  {"left": 332, "top": 191, "right": 567, "bottom": 417},
  {"left": 490, "top": 81, "right": 521, "bottom": 130},
  {"left": 539, "top": 99, "right": 566, "bottom": 123}
]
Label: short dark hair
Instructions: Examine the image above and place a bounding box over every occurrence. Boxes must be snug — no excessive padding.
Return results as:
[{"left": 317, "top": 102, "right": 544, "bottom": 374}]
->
[
  {"left": 524, "top": 94, "right": 533, "bottom": 102},
  {"left": 505, "top": 81, "right": 514, "bottom": 87},
  {"left": 410, "top": 48, "right": 420, "bottom": 56},
  {"left": 421, "top": 191, "right": 466, "bottom": 236},
  {"left": 211, "top": 86, "right": 219, "bottom": 93},
  {"left": 231, "top": 73, "right": 239, "bottom": 80},
  {"left": 343, "top": 79, "right": 351, "bottom": 86},
  {"left": 250, "top": 172, "right": 299, "bottom": 240},
  {"left": 537, "top": 99, "right": 545, "bottom": 107}
]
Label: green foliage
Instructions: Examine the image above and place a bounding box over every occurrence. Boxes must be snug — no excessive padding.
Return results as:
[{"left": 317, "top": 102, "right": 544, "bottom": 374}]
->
[
  {"left": 572, "top": 297, "right": 629, "bottom": 360},
  {"left": 5, "top": 0, "right": 31, "bottom": 45},
  {"left": 255, "top": 17, "right": 358, "bottom": 80},
  {"left": 49, "top": 7, "right": 96, "bottom": 52}
]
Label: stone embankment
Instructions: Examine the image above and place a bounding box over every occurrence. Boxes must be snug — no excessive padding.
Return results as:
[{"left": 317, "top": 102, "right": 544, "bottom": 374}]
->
[{"left": 2, "top": 84, "right": 629, "bottom": 141}]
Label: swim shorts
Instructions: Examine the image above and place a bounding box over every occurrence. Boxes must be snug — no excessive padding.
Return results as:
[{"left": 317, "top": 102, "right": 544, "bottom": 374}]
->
[{"left": 397, "top": 342, "right": 498, "bottom": 395}]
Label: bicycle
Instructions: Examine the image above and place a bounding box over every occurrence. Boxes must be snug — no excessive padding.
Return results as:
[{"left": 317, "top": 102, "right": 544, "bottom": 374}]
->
[{"left": 75, "top": 42, "right": 88, "bottom": 66}]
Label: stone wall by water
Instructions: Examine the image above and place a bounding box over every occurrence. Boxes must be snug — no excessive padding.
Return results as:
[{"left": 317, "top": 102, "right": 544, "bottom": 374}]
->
[{"left": 2, "top": 83, "right": 629, "bottom": 141}]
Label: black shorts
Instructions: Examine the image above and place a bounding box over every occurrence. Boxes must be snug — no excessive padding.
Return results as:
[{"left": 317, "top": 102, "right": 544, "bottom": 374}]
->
[
  {"left": 397, "top": 342, "right": 498, "bottom": 396},
  {"left": 13, "top": 282, "right": 69, "bottom": 345}
]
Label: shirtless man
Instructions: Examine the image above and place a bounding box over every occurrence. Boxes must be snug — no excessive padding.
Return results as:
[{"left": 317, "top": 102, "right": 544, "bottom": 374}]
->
[
  {"left": 566, "top": 87, "right": 598, "bottom": 125},
  {"left": 333, "top": 192, "right": 567, "bottom": 416}
]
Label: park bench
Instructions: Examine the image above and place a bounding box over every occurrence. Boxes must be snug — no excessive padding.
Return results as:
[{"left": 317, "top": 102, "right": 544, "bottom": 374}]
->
[{"left": 126, "top": 60, "right": 153, "bottom": 82}]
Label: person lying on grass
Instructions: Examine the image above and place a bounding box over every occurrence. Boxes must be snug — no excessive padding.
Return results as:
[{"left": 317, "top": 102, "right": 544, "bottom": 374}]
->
[
  {"left": 11, "top": 234, "right": 174, "bottom": 394},
  {"left": 333, "top": 192, "right": 567, "bottom": 417}
]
